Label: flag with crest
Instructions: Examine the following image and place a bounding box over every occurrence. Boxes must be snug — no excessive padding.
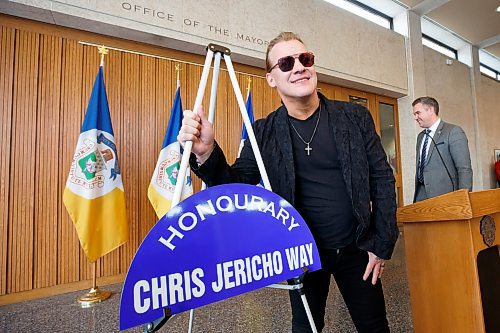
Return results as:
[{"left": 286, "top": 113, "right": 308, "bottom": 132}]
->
[
  {"left": 148, "top": 80, "right": 193, "bottom": 218},
  {"left": 63, "top": 56, "right": 128, "bottom": 262}
]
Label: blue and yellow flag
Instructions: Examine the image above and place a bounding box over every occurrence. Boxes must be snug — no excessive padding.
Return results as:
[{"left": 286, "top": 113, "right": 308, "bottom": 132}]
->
[
  {"left": 148, "top": 85, "right": 193, "bottom": 218},
  {"left": 63, "top": 64, "right": 128, "bottom": 262},
  {"left": 238, "top": 90, "right": 255, "bottom": 157}
]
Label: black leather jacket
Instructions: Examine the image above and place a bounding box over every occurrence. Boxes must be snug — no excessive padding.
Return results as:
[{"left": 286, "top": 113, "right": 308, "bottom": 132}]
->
[{"left": 190, "top": 93, "right": 398, "bottom": 259}]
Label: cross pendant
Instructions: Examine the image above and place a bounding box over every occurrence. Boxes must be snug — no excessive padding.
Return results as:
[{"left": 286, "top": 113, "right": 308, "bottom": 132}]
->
[{"left": 305, "top": 143, "right": 312, "bottom": 156}]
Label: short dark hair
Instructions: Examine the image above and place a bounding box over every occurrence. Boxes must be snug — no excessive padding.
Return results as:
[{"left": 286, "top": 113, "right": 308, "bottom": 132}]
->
[
  {"left": 265, "top": 32, "right": 304, "bottom": 72},
  {"left": 412, "top": 97, "right": 439, "bottom": 115}
]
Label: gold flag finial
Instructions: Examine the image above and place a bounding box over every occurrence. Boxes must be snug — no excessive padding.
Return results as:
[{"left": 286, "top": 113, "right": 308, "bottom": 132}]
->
[
  {"left": 175, "top": 64, "right": 181, "bottom": 82},
  {"left": 98, "top": 45, "right": 108, "bottom": 65},
  {"left": 246, "top": 77, "right": 252, "bottom": 92},
  {"left": 98, "top": 45, "right": 109, "bottom": 55}
]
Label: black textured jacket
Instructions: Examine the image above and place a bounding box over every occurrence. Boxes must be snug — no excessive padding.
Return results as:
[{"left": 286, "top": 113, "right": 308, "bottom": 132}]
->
[{"left": 190, "top": 93, "right": 398, "bottom": 259}]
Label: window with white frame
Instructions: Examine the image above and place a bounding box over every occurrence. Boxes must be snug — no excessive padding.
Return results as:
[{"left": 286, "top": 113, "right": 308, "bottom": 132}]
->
[
  {"left": 480, "top": 64, "right": 499, "bottom": 81},
  {"left": 422, "top": 34, "right": 457, "bottom": 59},
  {"left": 323, "top": 0, "right": 393, "bottom": 29}
]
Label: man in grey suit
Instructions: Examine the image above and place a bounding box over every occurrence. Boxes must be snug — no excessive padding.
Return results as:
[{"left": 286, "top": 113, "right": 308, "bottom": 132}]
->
[{"left": 412, "top": 97, "right": 473, "bottom": 202}]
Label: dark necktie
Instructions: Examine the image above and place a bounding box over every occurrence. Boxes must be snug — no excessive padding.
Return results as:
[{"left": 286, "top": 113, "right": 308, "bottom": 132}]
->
[{"left": 418, "top": 129, "right": 430, "bottom": 183}]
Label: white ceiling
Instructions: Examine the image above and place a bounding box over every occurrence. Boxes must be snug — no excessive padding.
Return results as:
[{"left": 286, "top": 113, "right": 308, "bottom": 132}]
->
[{"left": 398, "top": 0, "right": 500, "bottom": 58}]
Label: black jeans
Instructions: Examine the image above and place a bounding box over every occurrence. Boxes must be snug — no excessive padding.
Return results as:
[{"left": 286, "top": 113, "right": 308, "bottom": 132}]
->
[{"left": 289, "top": 242, "right": 389, "bottom": 333}]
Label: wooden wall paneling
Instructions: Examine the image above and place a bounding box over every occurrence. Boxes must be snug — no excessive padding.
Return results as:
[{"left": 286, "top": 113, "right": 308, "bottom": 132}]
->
[
  {"left": 333, "top": 85, "right": 343, "bottom": 100},
  {"left": 177, "top": 61, "right": 188, "bottom": 115},
  {"left": 243, "top": 73, "right": 255, "bottom": 152},
  {"left": 177, "top": 60, "right": 188, "bottom": 118},
  {"left": 340, "top": 87, "right": 378, "bottom": 131},
  {"left": 177, "top": 61, "right": 187, "bottom": 101},
  {"left": 9, "top": 30, "right": 40, "bottom": 293},
  {"left": 392, "top": 98, "right": 403, "bottom": 204},
  {"left": 58, "top": 39, "right": 84, "bottom": 285},
  {"left": 233, "top": 72, "right": 246, "bottom": 144},
  {"left": 242, "top": 73, "right": 256, "bottom": 156},
  {"left": 251, "top": 76, "right": 263, "bottom": 120},
  {"left": 216, "top": 70, "right": 232, "bottom": 163},
  {"left": 151, "top": 57, "right": 170, "bottom": 215},
  {"left": 0, "top": 26, "right": 15, "bottom": 296},
  {"left": 120, "top": 52, "right": 141, "bottom": 271},
  {"left": 367, "top": 92, "right": 378, "bottom": 132},
  {"left": 317, "top": 82, "right": 336, "bottom": 100},
  {"left": 101, "top": 49, "right": 124, "bottom": 277},
  {"left": 240, "top": 74, "right": 254, "bottom": 147},
  {"left": 34, "top": 34, "right": 62, "bottom": 289},
  {"left": 251, "top": 76, "right": 268, "bottom": 120},
  {"left": 78, "top": 45, "right": 100, "bottom": 280},
  {"left": 175, "top": 61, "right": 203, "bottom": 193},
  {"left": 218, "top": 70, "right": 231, "bottom": 162},
  {"left": 230, "top": 72, "right": 250, "bottom": 163},
  {"left": 233, "top": 71, "right": 244, "bottom": 160},
  {"left": 152, "top": 58, "right": 167, "bottom": 185},
  {"left": 110, "top": 50, "right": 132, "bottom": 275},
  {"left": 184, "top": 64, "right": 201, "bottom": 112},
  {"left": 148, "top": 57, "right": 170, "bottom": 225},
  {"left": 138, "top": 55, "right": 157, "bottom": 243}
]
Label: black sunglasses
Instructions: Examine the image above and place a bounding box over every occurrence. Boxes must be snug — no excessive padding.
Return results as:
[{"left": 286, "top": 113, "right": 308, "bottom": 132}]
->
[{"left": 268, "top": 52, "right": 315, "bottom": 72}]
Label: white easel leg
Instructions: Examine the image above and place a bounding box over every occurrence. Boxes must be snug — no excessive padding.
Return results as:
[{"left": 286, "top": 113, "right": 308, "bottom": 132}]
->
[{"left": 186, "top": 49, "right": 222, "bottom": 333}]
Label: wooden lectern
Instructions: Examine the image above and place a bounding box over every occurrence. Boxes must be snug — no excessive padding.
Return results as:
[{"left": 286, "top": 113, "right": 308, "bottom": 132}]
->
[{"left": 398, "top": 189, "right": 500, "bottom": 333}]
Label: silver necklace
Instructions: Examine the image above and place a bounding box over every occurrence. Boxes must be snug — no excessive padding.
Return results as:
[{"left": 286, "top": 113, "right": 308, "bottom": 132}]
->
[{"left": 288, "top": 104, "right": 321, "bottom": 156}]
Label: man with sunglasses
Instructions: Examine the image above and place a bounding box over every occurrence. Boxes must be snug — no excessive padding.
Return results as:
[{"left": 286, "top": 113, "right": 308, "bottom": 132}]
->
[{"left": 178, "top": 32, "right": 398, "bottom": 333}]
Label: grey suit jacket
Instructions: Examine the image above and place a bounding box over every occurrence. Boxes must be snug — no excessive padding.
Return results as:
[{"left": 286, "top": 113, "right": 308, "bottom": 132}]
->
[{"left": 413, "top": 121, "right": 472, "bottom": 202}]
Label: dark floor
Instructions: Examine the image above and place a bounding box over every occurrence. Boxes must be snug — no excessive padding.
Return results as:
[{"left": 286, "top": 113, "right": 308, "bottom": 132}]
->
[{"left": 0, "top": 232, "right": 412, "bottom": 333}]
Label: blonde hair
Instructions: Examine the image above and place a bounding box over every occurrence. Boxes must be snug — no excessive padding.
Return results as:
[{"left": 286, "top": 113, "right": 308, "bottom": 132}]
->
[{"left": 265, "top": 32, "right": 304, "bottom": 72}]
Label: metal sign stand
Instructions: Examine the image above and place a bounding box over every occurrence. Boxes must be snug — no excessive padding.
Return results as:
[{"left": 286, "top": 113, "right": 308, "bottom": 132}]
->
[{"left": 142, "top": 43, "right": 318, "bottom": 333}]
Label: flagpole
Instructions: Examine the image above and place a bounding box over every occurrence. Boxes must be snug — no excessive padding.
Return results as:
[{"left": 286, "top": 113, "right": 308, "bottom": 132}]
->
[
  {"left": 78, "top": 260, "right": 112, "bottom": 307},
  {"left": 176, "top": 63, "right": 180, "bottom": 87},
  {"left": 246, "top": 77, "right": 251, "bottom": 100},
  {"left": 77, "top": 45, "right": 112, "bottom": 308}
]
